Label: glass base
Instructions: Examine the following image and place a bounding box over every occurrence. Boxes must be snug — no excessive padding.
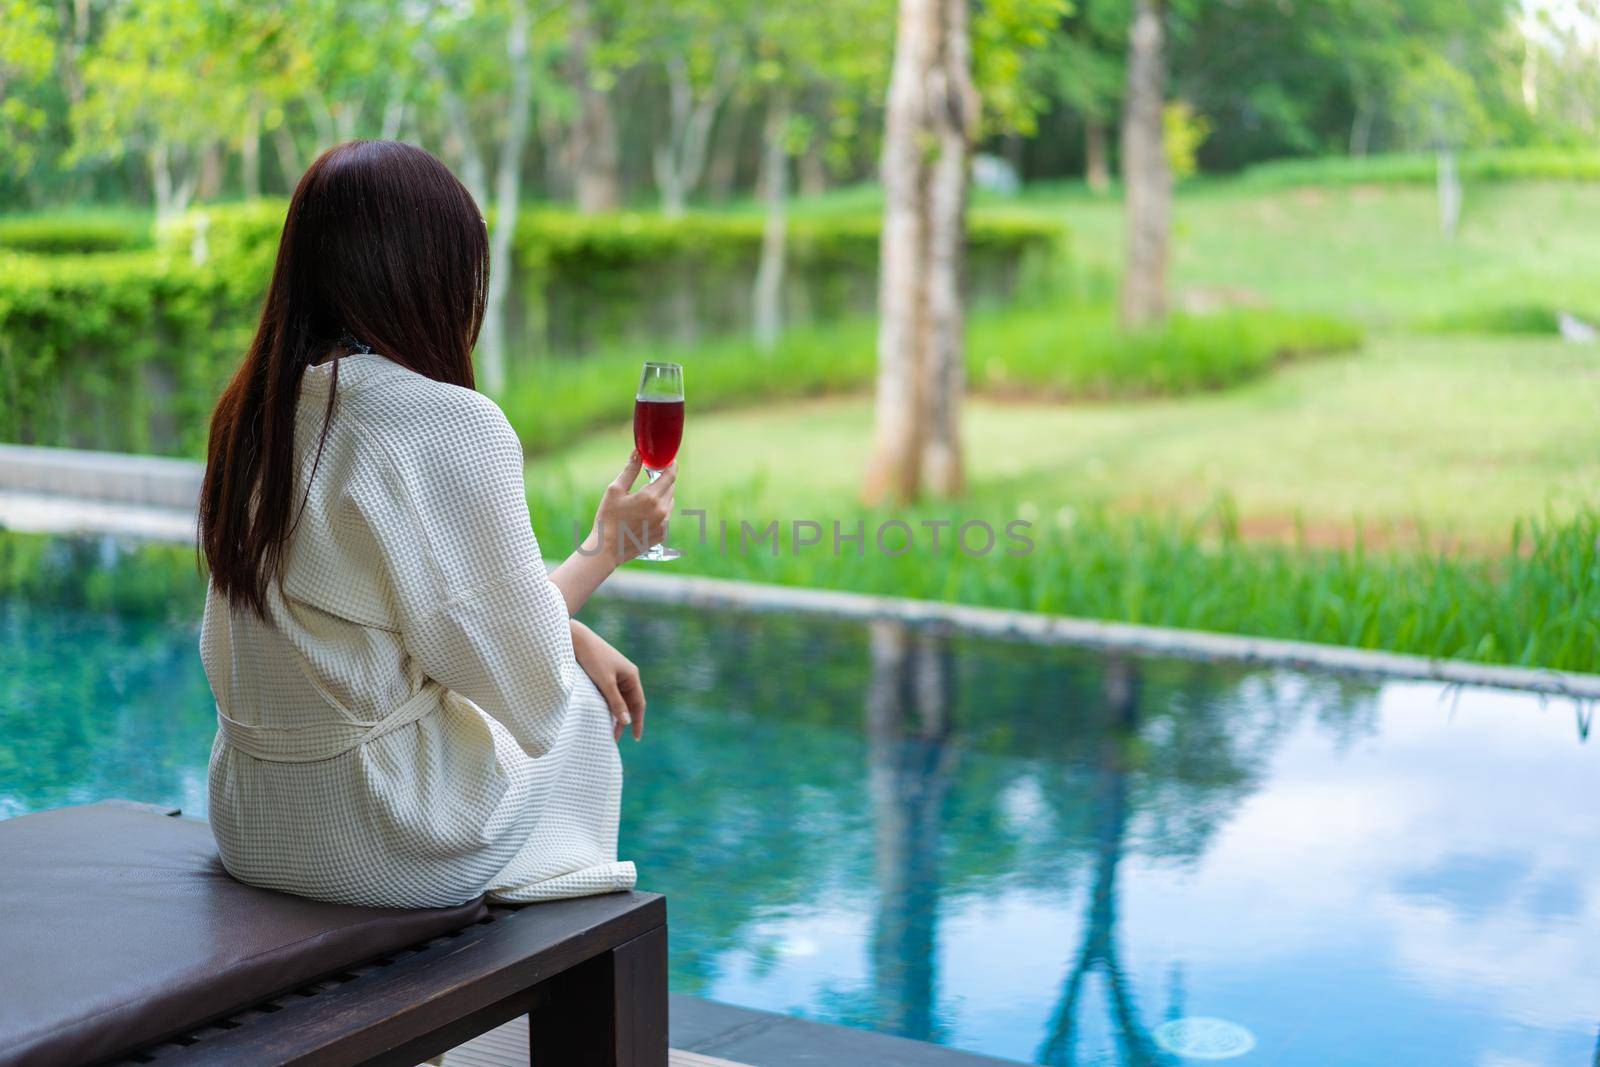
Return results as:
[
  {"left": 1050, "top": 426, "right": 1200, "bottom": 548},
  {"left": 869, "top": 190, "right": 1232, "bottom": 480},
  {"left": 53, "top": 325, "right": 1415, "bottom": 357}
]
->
[{"left": 638, "top": 543, "right": 681, "bottom": 562}]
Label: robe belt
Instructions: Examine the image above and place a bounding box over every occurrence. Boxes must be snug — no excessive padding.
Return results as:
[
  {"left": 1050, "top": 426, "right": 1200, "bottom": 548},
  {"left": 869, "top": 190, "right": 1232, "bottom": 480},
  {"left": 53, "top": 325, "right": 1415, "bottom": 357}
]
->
[{"left": 216, "top": 681, "right": 445, "bottom": 764}]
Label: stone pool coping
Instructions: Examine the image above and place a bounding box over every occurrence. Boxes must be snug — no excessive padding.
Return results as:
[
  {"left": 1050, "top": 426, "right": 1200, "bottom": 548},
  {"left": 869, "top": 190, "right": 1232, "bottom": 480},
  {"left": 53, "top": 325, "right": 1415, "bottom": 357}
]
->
[
  {"left": 601, "top": 568, "right": 1600, "bottom": 699},
  {"left": 4, "top": 442, "right": 1597, "bottom": 700}
]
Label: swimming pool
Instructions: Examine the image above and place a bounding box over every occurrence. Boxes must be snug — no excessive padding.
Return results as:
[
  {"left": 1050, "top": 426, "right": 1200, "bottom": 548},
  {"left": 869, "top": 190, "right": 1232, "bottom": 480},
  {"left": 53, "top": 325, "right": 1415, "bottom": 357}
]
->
[{"left": 2, "top": 534, "right": 1596, "bottom": 1065}]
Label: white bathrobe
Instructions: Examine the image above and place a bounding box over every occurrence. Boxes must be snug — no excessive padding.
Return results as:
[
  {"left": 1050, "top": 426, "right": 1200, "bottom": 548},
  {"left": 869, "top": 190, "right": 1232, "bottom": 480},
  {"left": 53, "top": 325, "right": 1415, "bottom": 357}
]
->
[{"left": 202, "top": 350, "right": 635, "bottom": 908}]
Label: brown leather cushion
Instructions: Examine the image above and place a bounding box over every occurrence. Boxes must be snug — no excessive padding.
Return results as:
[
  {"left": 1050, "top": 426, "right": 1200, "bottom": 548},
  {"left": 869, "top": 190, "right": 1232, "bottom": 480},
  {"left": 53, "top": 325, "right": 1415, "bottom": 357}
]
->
[{"left": 0, "top": 802, "right": 488, "bottom": 1067}]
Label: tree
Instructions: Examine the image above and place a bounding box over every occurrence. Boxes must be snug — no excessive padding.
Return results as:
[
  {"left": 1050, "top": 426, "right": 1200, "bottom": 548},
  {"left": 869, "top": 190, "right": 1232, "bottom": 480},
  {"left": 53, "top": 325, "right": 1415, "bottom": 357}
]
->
[
  {"left": 750, "top": 84, "right": 792, "bottom": 352},
  {"left": 70, "top": 0, "right": 256, "bottom": 223},
  {"left": 747, "top": 0, "right": 893, "bottom": 352},
  {"left": 621, "top": 0, "right": 746, "bottom": 218},
  {"left": 1119, "top": 0, "right": 1169, "bottom": 328},
  {"left": 864, "top": 0, "right": 1061, "bottom": 503},
  {"left": 862, "top": 0, "right": 980, "bottom": 503},
  {"left": 1043, "top": 0, "right": 1129, "bottom": 191},
  {"left": 565, "top": 0, "right": 621, "bottom": 213},
  {"left": 416, "top": 0, "right": 560, "bottom": 393},
  {"left": 0, "top": 0, "right": 56, "bottom": 189}
]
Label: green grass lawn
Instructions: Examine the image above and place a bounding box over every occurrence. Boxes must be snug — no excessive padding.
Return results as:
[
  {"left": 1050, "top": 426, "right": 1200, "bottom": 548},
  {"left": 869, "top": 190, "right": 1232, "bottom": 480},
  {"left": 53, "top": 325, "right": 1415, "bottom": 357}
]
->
[
  {"left": 767, "top": 177, "right": 1600, "bottom": 328},
  {"left": 529, "top": 333, "right": 1599, "bottom": 548},
  {"left": 1055, "top": 181, "right": 1600, "bottom": 326},
  {"left": 512, "top": 176, "right": 1600, "bottom": 669}
]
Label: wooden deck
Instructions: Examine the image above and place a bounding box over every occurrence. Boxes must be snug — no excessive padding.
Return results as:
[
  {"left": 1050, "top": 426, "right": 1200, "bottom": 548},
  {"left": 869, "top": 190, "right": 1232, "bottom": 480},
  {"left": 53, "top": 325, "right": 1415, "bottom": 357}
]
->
[{"left": 440, "top": 1014, "right": 748, "bottom": 1067}]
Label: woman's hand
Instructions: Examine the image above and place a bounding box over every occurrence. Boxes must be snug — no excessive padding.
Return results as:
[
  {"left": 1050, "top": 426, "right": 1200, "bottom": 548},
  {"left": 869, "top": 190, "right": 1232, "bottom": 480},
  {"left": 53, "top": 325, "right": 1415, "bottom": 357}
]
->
[
  {"left": 589, "top": 451, "right": 676, "bottom": 567},
  {"left": 570, "top": 619, "right": 646, "bottom": 742},
  {"left": 548, "top": 451, "right": 678, "bottom": 618}
]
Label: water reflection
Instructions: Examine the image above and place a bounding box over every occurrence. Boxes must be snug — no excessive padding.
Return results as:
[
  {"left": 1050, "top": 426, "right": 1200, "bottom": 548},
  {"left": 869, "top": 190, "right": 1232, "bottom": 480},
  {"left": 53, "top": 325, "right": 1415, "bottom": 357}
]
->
[
  {"left": 1037, "top": 655, "right": 1166, "bottom": 1067},
  {"left": 2, "top": 540, "right": 1597, "bottom": 1065},
  {"left": 592, "top": 602, "right": 1597, "bottom": 1065},
  {"left": 867, "top": 620, "right": 956, "bottom": 1044}
]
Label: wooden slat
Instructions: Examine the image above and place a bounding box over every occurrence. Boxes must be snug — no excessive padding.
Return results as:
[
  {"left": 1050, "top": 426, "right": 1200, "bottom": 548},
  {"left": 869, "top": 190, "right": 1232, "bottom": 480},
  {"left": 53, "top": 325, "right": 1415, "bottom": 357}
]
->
[
  {"left": 438, "top": 1016, "right": 747, "bottom": 1067},
  {"left": 163, "top": 893, "right": 665, "bottom": 1066},
  {"left": 666, "top": 1052, "right": 751, "bottom": 1067}
]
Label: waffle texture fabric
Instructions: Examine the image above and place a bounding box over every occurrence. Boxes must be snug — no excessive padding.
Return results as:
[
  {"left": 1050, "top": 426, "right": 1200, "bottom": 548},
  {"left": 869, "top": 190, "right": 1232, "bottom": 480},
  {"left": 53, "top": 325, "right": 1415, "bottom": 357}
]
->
[{"left": 202, "top": 351, "right": 635, "bottom": 908}]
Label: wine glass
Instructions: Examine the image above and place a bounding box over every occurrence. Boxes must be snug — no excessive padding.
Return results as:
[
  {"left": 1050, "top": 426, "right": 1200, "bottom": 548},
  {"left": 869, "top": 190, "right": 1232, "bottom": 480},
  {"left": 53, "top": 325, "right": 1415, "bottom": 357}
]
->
[{"left": 632, "top": 361, "right": 684, "bottom": 562}]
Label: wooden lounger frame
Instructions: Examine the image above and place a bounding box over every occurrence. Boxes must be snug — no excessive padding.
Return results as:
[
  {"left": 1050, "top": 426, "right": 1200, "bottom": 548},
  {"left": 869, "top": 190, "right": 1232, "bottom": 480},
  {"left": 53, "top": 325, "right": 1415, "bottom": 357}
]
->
[{"left": 109, "top": 892, "right": 668, "bottom": 1067}]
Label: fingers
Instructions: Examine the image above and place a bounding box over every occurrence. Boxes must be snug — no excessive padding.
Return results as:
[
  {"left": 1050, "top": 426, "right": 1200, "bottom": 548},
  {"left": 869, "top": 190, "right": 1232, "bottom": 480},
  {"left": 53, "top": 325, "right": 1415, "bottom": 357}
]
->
[
  {"left": 644, "top": 462, "right": 677, "bottom": 494},
  {"left": 618, "top": 666, "right": 646, "bottom": 741},
  {"left": 597, "top": 677, "right": 631, "bottom": 742},
  {"left": 611, "top": 450, "right": 644, "bottom": 492}
]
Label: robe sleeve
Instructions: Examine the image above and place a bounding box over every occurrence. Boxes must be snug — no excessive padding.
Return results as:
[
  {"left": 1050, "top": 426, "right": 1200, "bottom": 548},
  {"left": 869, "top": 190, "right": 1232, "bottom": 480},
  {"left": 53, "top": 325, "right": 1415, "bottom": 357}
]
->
[{"left": 386, "top": 387, "right": 577, "bottom": 758}]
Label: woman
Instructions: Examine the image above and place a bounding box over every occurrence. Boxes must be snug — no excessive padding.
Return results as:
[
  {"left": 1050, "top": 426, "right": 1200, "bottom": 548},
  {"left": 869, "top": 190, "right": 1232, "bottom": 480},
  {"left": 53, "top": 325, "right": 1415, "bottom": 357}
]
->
[{"left": 197, "top": 140, "right": 672, "bottom": 909}]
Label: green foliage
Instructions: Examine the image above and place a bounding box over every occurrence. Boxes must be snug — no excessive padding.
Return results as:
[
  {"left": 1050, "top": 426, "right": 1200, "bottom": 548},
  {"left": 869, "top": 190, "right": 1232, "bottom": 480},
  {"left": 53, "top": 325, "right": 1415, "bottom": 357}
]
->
[
  {"left": 500, "top": 319, "right": 878, "bottom": 455},
  {"left": 5, "top": 498, "right": 1596, "bottom": 673},
  {"left": 0, "top": 250, "right": 250, "bottom": 454},
  {"left": 971, "top": 304, "right": 1360, "bottom": 398},
  {"left": 0, "top": 211, "right": 152, "bottom": 252},
  {"left": 1030, "top": 0, "right": 1127, "bottom": 125},
  {"left": 499, "top": 303, "right": 1356, "bottom": 458},
  {"left": 148, "top": 198, "right": 1063, "bottom": 302},
  {"left": 1163, "top": 100, "right": 1212, "bottom": 180},
  {"left": 0, "top": 0, "right": 56, "bottom": 183},
  {"left": 0, "top": 532, "right": 205, "bottom": 620},
  {"left": 151, "top": 198, "right": 1066, "bottom": 350},
  {"left": 1423, "top": 303, "right": 1593, "bottom": 336},
  {"left": 515, "top": 206, "right": 1065, "bottom": 348},
  {"left": 552, "top": 496, "right": 1600, "bottom": 673},
  {"left": 0, "top": 201, "right": 1063, "bottom": 454},
  {"left": 1234, "top": 147, "right": 1600, "bottom": 189},
  {"left": 70, "top": 0, "right": 247, "bottom": 219},
  {"left": 973, "top": 0, "right": 1071, "bottom": 136}
]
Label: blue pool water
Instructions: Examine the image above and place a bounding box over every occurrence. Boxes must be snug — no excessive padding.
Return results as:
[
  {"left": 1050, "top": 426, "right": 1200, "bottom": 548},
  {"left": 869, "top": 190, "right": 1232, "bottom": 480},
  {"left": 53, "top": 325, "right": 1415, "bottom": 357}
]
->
[{"left": 2, "top": 535, "right": 1597, "bottom": 1065}]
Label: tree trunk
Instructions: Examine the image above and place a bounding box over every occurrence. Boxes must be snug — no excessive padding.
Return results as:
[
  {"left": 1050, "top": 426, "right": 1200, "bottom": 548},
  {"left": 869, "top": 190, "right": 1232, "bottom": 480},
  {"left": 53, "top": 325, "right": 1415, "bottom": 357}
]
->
[
  {"left": 537, "top": 107, "right": 571, "bottom": 198},
  {"left": 1118, "top": 0, "right": 1170, "bottom": 329},
  {"left": 150, "top": 140, "right": 196, "bottom": 225},
  {"left": 651, "top": 53, "right": 736, "bottom": 218},
  {"left": 151, "top": 141, "right": 174, "bottom": 223},
  {"left": 652, "top": 153, "right": 688, "bottom": 218},
  {"left": 706, "top": 97, "right": 747, "bottom": 201},
  {"left": 1349, "top": 97, "right": 1374, "bottom": 157},
  {"left": 477, "top": 0, "right": 534, "bottom": 394},
  {"left": 569, "top": 0, "right": 620, "bottom": 213},
  {"left": 419, "top": 40, "right": 489, "bottom": 208},
  {"left": 799, "top": 138, "right": 828, "bottom": 197},
  {"left": 197, "top": 141, "right": 223, "bottom": 200},
  {"left": 56, "top": 0, "right": 89, "bottom": 109},
  {"left": 752, "top": 94, "right": 790, "bottom": 352},
  {"left": 1085, "top": 117, "right": 1110, "bottom": 192},
  {"left": 380, "top": 89, "right": 406, "bottom": 140},
  {"left": 242, "top": 102, "right": 262, "bottom": 199},
  {"left": 303, "top": 90, "right": 337, "bottom": 152},
  {"left": 1435, "top": 146, "right": 1461, "bottom": 240},
  {"left": 863, "top": 0, "right": 977, "bottom": 504},
  {"left": 271, "top": 124, "right": 302, "bottom": 185}
]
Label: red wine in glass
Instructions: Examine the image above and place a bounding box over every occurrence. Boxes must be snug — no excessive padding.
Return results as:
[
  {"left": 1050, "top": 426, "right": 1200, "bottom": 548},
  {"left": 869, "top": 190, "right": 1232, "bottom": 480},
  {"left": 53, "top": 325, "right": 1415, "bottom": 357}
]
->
[
  {"left": 632, "top": 361, "right": 684, "bottom": 561},
  {"left": 633, "top": 397, "right": 684, "bottom": 471}
]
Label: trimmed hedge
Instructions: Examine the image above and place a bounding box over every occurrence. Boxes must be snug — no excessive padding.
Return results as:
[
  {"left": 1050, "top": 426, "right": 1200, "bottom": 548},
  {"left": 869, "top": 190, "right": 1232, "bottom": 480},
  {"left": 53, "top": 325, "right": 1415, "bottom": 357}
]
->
[
  {"left": 1233, "top": 148, "right": 1600, "bottom": 190},
  {"left": 0, "top": 251, "right": 251, "bottom": 454},
  {"left": 0, "top": 212, "right": 152, "bottom": 253},
  {"left": 157, "top": 200, "right": 1066, "bottom": 354},
  {"left": 1, "top": 202, "right": 1065, "bottom": 454},
  {"left": 499, "top": 303, "right": 1361, "bottom": 456},
  {"left": 1423, "top": 302, "right": 1600, "bottom": 337},
  {"left": 515, "top": 208, "right": 1063, "bottom": 351}
]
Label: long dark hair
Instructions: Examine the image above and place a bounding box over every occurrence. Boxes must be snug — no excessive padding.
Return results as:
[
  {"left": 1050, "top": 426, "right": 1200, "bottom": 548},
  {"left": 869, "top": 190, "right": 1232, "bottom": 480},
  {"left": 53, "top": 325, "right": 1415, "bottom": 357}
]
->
[{"left": 200, "top": 140, "right": 489, "bottom": 617}]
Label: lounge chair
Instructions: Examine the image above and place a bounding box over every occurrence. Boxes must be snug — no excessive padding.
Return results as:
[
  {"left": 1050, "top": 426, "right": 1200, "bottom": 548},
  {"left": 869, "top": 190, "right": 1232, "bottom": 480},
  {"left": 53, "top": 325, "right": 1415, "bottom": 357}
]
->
[{"left": 0, "top": 800, "right": 667, "bottom": 1066}]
